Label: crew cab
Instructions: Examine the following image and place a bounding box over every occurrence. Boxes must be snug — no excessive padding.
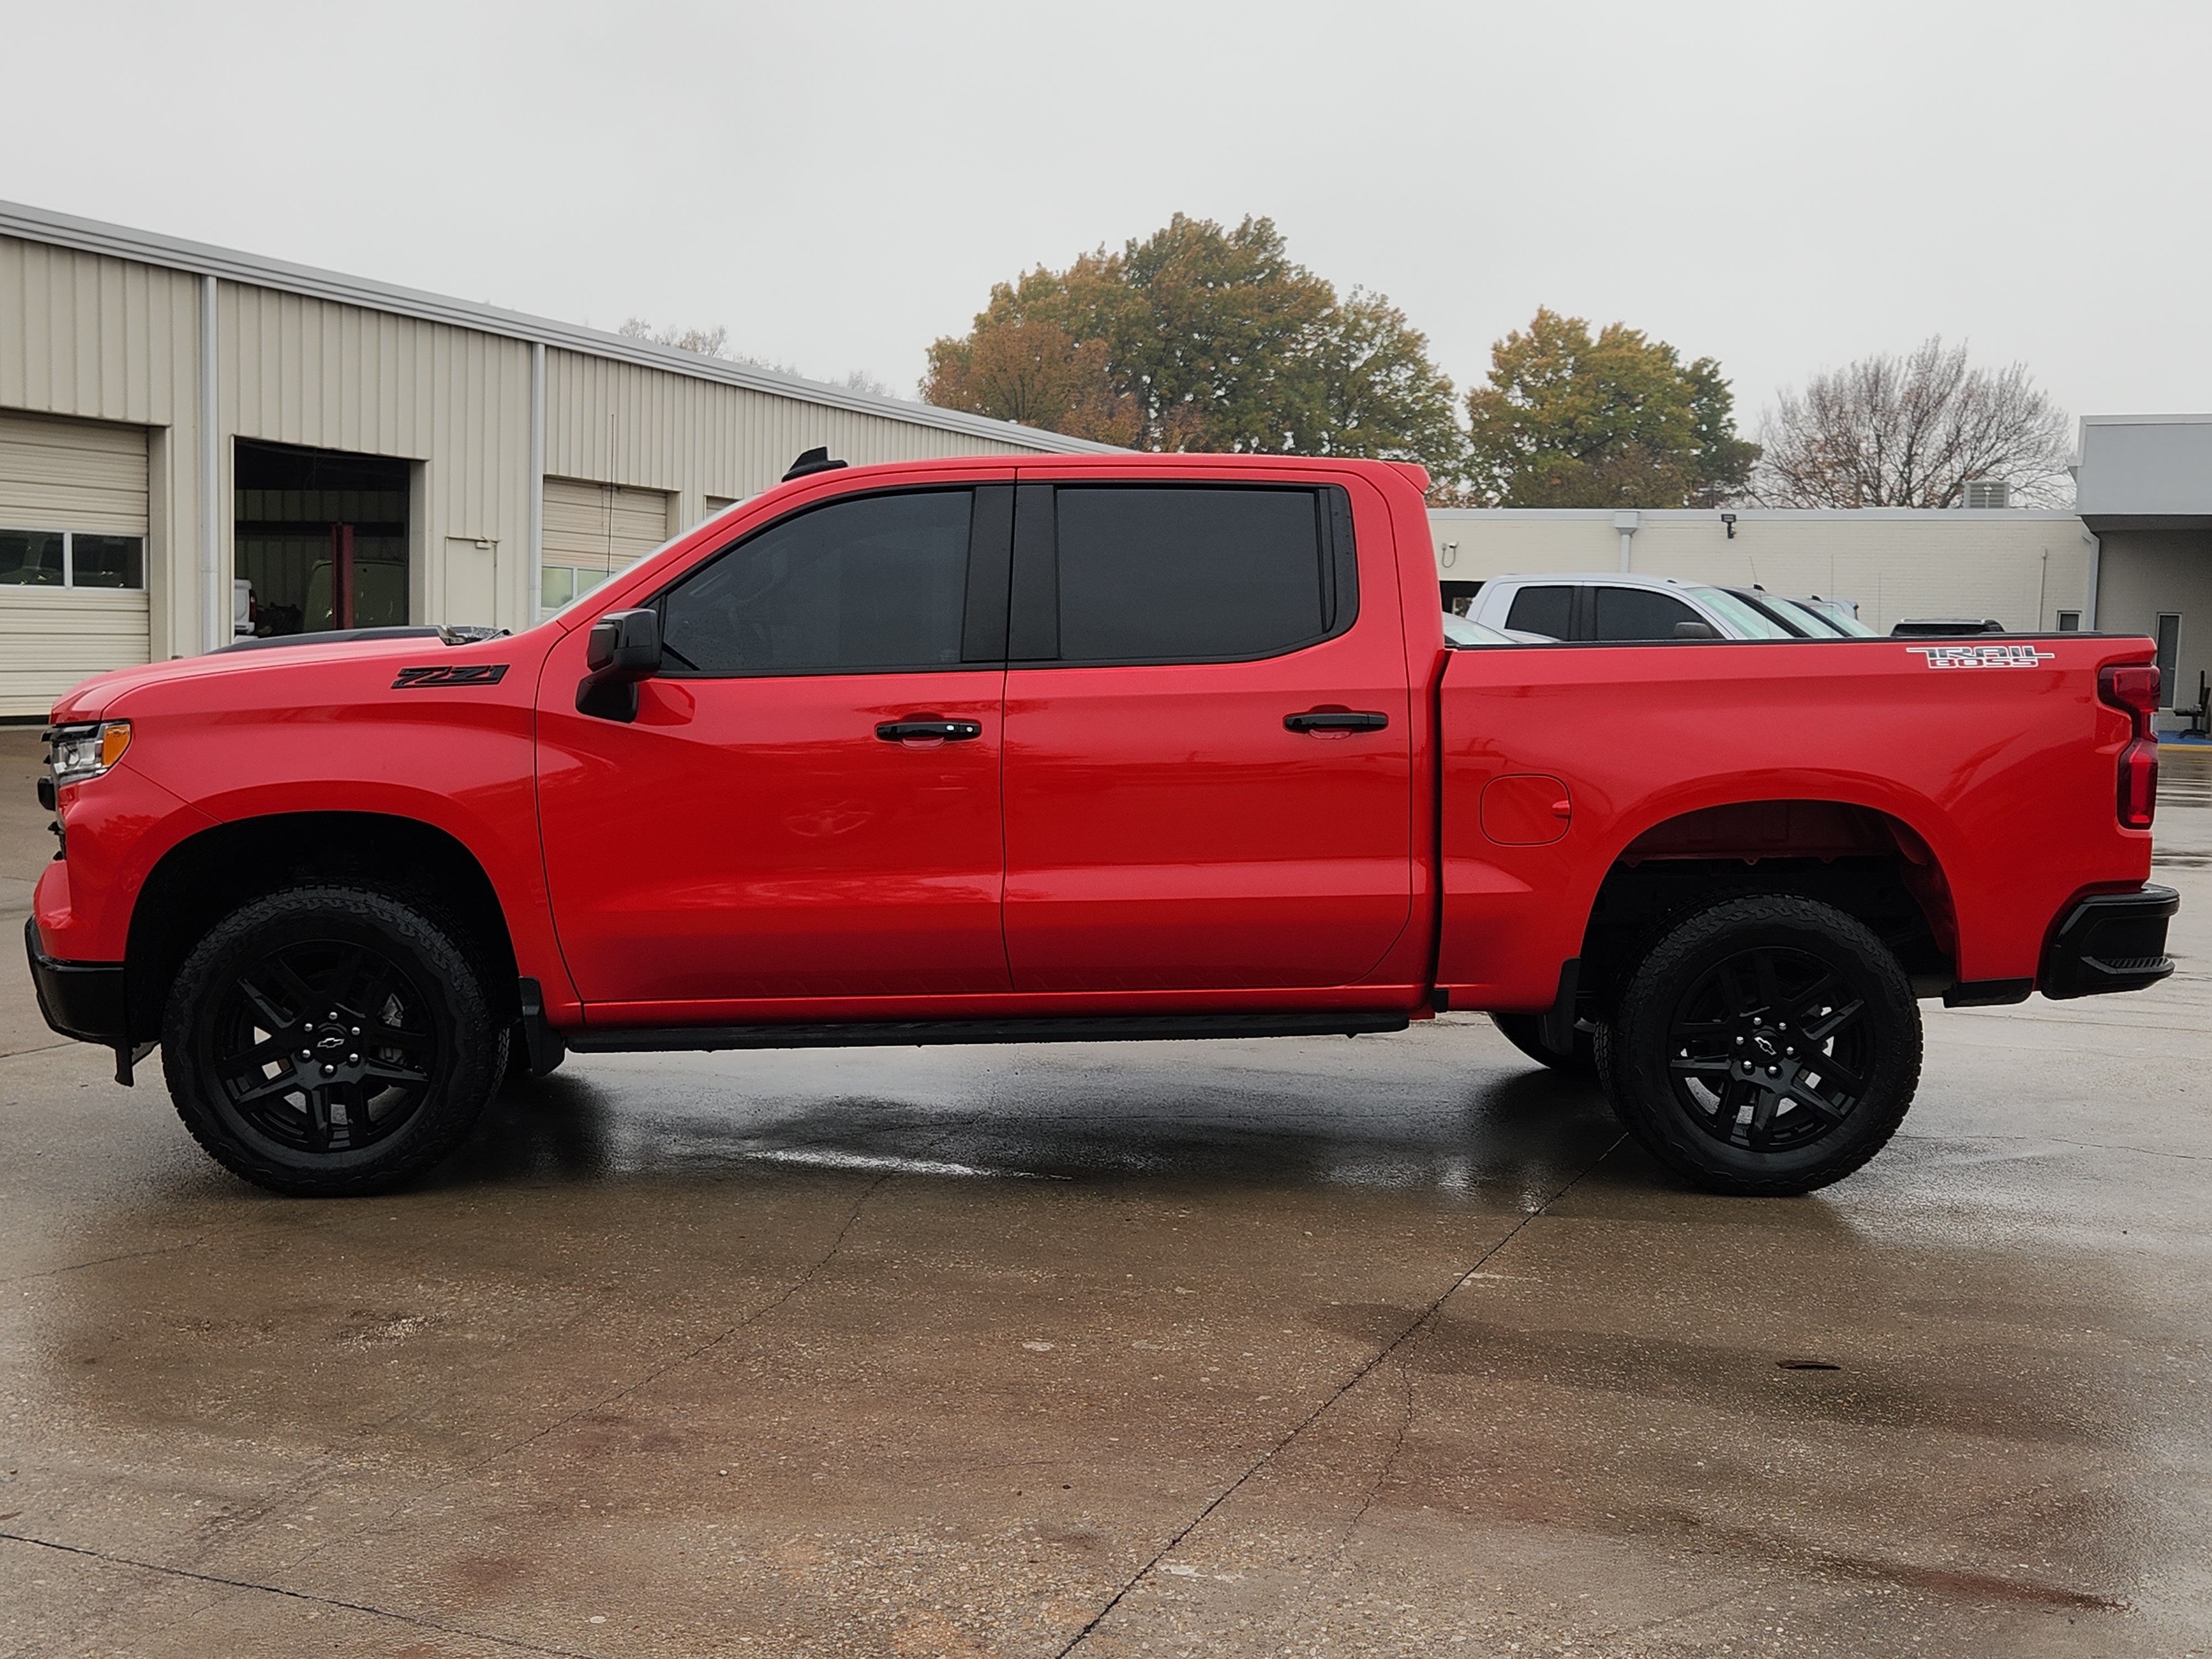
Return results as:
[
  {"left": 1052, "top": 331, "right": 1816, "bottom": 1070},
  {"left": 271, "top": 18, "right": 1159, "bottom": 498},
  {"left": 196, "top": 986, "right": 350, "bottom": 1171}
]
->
[{"left": 24, "top": 453, "right": 2178, "bottom": 1198}]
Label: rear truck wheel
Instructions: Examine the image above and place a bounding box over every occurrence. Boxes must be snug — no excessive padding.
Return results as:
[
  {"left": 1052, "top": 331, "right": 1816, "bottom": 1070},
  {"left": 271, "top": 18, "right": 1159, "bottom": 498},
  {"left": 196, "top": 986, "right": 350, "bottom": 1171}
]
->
[
  {"left": 1488, "top": 1011, "right": 1598, "bottom": 1078},
  {"left": 1594, "top": 894, "right": 1921, "bottom": 1196},
  {"left": 161, "top": 886, "right": 506, "bottom": 1197}
]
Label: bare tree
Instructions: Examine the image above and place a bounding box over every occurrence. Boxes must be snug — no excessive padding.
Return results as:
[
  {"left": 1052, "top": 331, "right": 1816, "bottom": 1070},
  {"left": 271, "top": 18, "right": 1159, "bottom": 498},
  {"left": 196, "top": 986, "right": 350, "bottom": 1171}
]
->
[{"left": 1752, "top": 338, "right": 2072, "bottom": 508}]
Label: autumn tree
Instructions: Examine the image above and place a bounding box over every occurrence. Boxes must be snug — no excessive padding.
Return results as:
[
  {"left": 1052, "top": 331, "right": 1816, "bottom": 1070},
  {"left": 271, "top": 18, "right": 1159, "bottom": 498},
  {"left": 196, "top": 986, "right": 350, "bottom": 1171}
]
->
[
  {"left": 1460, "top": 309, "right": 1757, "bottom": 508},
  {"left": 1752, "top": 337, "right": 2072, "bottom": 507},
  {"left": 922, "top": 215, "right": 1464, "bottom": 478}
]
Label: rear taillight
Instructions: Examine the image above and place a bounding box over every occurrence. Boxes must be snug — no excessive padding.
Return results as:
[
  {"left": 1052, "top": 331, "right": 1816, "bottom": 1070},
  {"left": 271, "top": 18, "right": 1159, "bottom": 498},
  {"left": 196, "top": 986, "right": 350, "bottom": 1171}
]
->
[{"left": 2100, "top": 663, "right": 2161, "bottom": 830}]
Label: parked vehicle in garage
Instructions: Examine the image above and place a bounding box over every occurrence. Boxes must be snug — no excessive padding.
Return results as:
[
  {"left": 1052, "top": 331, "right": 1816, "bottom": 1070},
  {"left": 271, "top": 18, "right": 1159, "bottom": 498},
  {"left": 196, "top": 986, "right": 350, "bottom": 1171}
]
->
[
  {"left": 25, "top": 453, "right": 2177, "bottom": 1201},
  {"left": 1464, "top": 573, "right": 1796, "bottom": 641}
]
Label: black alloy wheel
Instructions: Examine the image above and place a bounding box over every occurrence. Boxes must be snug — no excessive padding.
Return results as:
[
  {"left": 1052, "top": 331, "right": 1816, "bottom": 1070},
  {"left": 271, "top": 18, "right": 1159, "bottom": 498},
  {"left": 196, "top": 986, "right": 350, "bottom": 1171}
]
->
[
  {"left": 208, "top": 938, "right": 435, "bottom": 1154},
  {"left": 1596, "top": 894, "right": 1921, "bottom": 1196},
  {"left": 163, "top": 886, "right": 505, "bottom": 1196}
]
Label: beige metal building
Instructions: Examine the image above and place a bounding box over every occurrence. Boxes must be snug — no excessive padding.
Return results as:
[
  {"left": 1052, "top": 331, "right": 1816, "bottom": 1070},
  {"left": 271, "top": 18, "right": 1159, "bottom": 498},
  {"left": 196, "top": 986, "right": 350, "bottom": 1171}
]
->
[{"left": 0, "top": 200, "right": 1112, "bottom": 718}]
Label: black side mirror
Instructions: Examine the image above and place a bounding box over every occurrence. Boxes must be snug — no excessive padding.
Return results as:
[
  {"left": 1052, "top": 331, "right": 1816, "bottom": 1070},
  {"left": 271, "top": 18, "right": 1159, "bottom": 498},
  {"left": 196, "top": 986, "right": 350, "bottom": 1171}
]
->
[
  {"left": 577, "top": 608, "right": 662, "bottom": 721},
  {"left": 1673, "top": 620, "right": 1721, "bottom": 640}
]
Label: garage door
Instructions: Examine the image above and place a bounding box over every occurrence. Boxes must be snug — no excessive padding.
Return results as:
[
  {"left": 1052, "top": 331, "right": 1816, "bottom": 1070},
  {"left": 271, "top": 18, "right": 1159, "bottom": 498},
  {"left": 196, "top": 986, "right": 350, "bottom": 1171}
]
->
[
  {"left": 540, "top": 477, "right": 670, "bottom": 618},
  {"left": 0, "top": 411, "right": 152, "bottom": 718}
]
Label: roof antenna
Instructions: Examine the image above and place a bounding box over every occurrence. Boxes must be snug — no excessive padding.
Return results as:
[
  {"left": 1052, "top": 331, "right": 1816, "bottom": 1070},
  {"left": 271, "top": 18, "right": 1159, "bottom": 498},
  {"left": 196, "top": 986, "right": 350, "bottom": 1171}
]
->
[{"left": 782, "top": 447, "right": 848, "bottom": 483}]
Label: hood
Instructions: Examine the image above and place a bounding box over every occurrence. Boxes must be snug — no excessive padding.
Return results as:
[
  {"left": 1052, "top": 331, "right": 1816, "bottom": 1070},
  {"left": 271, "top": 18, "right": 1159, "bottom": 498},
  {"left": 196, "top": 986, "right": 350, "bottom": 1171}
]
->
[{"left": 46, "top": 626, "right": 534, "bottom": 723}]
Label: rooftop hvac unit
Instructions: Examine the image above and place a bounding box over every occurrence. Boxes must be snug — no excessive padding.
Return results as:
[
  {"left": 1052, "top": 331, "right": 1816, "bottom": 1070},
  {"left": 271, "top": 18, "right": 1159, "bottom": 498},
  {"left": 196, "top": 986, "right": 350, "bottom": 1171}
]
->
[{"left": 1964, "top": 479, "right": 2012, "bottom": 509}]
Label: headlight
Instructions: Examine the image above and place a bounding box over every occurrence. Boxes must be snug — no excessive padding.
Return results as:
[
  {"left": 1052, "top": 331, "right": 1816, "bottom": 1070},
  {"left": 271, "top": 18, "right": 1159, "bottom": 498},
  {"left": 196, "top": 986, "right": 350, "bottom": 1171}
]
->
[{"left": 48, "top": 721, "right": 132, "bottom": 786}]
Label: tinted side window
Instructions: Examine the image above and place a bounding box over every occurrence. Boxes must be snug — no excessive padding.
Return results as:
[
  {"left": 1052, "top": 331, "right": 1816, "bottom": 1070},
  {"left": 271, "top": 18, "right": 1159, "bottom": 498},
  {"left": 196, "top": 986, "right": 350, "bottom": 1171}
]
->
[
  {"left": 1594, "top": 587, "right": 1703, "bottom": 641},
  {"left": 1504, "top": 585, "right": 1574, "bottom": 638},
  {"left": 660, "top": 491, "right": 972, "bottom": 675},
  {"left": 1055, "top": 488, "right": 1335, "bottom": 662}
]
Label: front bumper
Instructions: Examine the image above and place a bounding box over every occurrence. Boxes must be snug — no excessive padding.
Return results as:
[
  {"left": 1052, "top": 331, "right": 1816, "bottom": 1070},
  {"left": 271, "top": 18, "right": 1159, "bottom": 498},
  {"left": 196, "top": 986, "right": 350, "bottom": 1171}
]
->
[
  {"left": 23, "top": 916, "right": 128, "bottom": 1046},
  {"left": 2041, "top": 884, "right": 2180, "bottom": 1000}
]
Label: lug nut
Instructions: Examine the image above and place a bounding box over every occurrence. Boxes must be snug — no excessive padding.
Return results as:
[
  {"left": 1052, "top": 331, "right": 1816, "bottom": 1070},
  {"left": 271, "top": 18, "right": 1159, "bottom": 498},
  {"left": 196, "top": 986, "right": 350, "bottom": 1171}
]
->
[
  {"left": 351, "top": 1026, "right": 361, "bottom": 1037},
  {"left": 1766, "top": 1064, "right": 1780, "bottom": 1076},
  {"left": 347, "top": 1053, "right": 358, "bottom": 1064},
  {"left": 321, "top": 1063, "right": 335, "bottom": 1076},
  {"left": 300, "top": 1049, "right": 312, "bottom": 1061},
  {"left": 1735, "top": 1036, "right": 1745, "bottom": 1046}
]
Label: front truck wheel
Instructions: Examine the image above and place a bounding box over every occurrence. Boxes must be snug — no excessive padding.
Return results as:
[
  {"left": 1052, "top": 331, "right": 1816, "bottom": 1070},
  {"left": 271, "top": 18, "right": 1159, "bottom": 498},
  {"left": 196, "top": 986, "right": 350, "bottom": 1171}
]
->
[
  {"left": 1595, "top": 895, "right": 1921, "bottom": 1196},
  {"left": 161, "top": 886, "right": 507, "bottom": 1197}
]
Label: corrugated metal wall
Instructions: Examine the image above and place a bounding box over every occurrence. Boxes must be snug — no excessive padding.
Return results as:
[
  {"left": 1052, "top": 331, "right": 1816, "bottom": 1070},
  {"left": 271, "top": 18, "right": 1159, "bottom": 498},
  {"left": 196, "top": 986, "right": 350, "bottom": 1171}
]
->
[
  {"left": 1, "top": 218, "right": 1095, "bottom": 701},
  {"left": 542, "top": 350, "right": 1038, "bottom": 539},
  {"left": 0, "top": 234, "right": 196, "bottom": 661},
  {"left": 0, "top": 410, "right": 152, "bottom": 713},
  {"left": 220, "top": 285, "right": 535, "bottom": 630},
  {"left": 1428, "top": 510, "right": 2095, "bottom": 633}
]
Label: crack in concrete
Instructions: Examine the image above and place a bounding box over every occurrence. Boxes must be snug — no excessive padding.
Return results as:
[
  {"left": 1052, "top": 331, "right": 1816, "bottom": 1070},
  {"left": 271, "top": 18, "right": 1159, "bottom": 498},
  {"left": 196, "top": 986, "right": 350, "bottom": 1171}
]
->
[
  {"left": 1334, "top": 1349, "right": 1416, "bottom": 1557},
  {"left": 0, "top": 1531, "right": 600, "bottom": 1658},
  {"left": 1895, "top": 1129, "right": 2212, "bottom": 1164},
  {"left": 203, "top": 1164, "right": 900, "bottom": 1618},
  {"left": 1051, "top": 1133, "right": 1627, "bottom": 1657},
  {"left": 443, "top": 1168, "right": 894, "bottom": 1482},
  {"left": 0, "top": 1237, "right": 206, "bottom": 1289}
]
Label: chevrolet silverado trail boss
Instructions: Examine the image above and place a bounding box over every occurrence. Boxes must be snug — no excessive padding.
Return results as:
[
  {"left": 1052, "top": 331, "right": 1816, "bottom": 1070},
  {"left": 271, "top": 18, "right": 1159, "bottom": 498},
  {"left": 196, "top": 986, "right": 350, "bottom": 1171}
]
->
[{"left": 25, "top": 452, "right": 2178, "bottom": 1198}]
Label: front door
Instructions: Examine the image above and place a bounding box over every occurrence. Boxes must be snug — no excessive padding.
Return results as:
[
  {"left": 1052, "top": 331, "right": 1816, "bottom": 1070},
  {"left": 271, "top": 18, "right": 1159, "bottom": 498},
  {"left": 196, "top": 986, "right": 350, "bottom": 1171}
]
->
[
  {"left": 538, "top": 482, "right": 1015, "bottom": 1011},
  {"left": 1001, "top": 478, "right": 1412, "bottom": 992}
]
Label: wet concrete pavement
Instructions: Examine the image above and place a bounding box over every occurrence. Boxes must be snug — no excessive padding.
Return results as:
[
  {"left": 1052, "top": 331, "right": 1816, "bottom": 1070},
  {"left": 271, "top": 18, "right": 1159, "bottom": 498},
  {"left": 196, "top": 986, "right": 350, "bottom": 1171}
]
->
[{"left": 2, "top": 726, "right": 2208, "bottom": 1657}]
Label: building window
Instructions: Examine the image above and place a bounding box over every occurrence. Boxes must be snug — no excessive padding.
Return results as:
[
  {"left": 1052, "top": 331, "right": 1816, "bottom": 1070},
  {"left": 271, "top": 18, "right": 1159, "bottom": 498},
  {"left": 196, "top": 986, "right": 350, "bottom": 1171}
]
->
[
  {"left": 2056, "top": 611, "right": 2081, "bottom": 631},
  {"left": 0, "top": 528, "right": 144, "bottom": 589}
]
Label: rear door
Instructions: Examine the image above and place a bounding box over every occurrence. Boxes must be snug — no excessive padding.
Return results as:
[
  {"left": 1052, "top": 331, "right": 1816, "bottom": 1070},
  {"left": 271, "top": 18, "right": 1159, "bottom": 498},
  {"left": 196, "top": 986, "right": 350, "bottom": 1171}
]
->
[
  {"left": 537, "top": 479, "right": 1015, "bottom": 1010},
  {"left": 1000, "top": 477, "right": 1411, "bottom": 992}
]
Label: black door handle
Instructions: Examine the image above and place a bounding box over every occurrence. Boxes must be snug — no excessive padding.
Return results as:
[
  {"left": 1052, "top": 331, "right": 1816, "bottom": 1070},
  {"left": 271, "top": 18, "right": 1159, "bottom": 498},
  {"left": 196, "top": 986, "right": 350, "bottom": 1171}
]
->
[
  {"left": 876, "top": 719, "right": 983, "bottom": 742},
  {"left": 1284, "top": 709, "right": 1390, "bottom": 733}
]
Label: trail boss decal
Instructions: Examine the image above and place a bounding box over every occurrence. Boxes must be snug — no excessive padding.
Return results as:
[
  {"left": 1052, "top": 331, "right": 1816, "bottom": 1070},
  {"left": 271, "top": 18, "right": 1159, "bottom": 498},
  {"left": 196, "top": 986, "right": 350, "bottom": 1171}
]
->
[
  {"left": 392, "top": 664, "right": 510, "bottom": 688},
  {"left": 1908, "top": 645, "right": 2056, "bottom": 670}
]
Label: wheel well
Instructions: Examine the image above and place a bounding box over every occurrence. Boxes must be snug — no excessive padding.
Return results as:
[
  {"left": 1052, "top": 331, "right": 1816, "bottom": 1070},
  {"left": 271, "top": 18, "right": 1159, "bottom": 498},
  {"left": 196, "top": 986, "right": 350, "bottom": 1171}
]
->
[
  {"left": 125, "top": 813, "right": 520, "bottom": 1044},
  {"left": 1577, "top": 800, "right": 1957, "bottom": 1015}
]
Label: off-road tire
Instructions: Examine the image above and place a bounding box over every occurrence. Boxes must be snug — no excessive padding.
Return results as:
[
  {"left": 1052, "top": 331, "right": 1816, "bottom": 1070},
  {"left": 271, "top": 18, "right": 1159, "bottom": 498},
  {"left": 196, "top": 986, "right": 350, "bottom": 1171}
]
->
[
  {"left": 1595, "top": 894, "right": 1921, "bottom": 1196},
  {"left": 161, "top": 886, "right": 505, "bottom": 1196},
  {"left": 1489, "top": 1011, "right": 1599, "bottom": 1078}
]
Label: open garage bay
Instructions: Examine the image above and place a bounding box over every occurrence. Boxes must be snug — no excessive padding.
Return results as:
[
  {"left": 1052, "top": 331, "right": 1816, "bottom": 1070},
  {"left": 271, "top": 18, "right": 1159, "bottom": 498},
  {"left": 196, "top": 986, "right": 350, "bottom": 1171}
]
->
[{"left": 2, "top": 729, "right": 2208, "bottom": 1657}]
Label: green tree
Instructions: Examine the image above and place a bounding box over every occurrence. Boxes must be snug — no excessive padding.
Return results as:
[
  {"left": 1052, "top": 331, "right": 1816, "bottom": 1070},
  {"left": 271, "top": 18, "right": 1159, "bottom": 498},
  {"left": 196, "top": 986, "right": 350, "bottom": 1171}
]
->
[
  {"left": 923, "top": 215, "right": 1465, "bottom": 483},
  {"left": 1462, "top": 309, "right": 1756, "bottom": 507}
]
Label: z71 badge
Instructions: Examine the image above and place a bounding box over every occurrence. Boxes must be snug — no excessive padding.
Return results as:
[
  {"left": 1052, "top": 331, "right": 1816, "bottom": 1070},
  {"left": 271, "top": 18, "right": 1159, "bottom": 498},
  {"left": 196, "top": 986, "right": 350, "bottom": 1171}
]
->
[
  {"left": 392, "top": 664, "right": 510, "bottom": 688},
  {"left": 1908, "top": 645, "right": 2056, "bottom": 670}
]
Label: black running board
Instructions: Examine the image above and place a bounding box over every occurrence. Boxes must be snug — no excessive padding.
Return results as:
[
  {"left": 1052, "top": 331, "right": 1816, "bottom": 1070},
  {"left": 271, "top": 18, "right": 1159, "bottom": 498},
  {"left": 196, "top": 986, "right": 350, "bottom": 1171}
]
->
[{"left": 567, "top": 1010, "right": 1411, "bottom": 1055}]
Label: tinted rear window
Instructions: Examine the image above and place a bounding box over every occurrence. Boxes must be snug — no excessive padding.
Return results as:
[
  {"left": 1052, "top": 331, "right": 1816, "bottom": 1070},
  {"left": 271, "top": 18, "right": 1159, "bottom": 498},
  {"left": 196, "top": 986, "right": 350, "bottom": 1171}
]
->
[
  {"left": 1055, "top": 488, "right": 1332, "bottom": 662},
  {"left": 1593, "top": 586, "right": 1705, "bottom": 641},
  {"left": 1504, "top": 585, "right": 1573, "bottom": 638},
  {"left": 660, "top": 490, "right": 972, "bottom": 675}
]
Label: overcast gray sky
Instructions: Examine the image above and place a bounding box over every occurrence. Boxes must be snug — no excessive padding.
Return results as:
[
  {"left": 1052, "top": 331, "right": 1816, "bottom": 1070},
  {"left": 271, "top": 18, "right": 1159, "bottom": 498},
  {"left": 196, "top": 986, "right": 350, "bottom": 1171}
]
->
[{"left": 7, "top": 0, "right": 2206, "bottom": 437}]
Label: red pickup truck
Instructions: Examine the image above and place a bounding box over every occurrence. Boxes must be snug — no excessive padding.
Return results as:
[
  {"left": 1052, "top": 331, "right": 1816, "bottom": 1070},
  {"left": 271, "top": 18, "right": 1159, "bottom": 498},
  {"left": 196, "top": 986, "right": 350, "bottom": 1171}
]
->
[{"left": 25, "top": 453, "right": 2177, "bottom": 1199}]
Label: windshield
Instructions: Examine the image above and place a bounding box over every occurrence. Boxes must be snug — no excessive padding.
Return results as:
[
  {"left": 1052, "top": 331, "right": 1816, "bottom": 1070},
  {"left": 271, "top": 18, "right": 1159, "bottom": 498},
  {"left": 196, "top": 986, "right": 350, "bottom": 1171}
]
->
[
  {"left": 1801, "top": 599, "right": 1878, "bottom": 637},
  {"left": 1686, "top": 587, "right": 1794, "bottom": 639},
  {"left": 1757, "top": 595, "right": 1847, "bottom": 637}
]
